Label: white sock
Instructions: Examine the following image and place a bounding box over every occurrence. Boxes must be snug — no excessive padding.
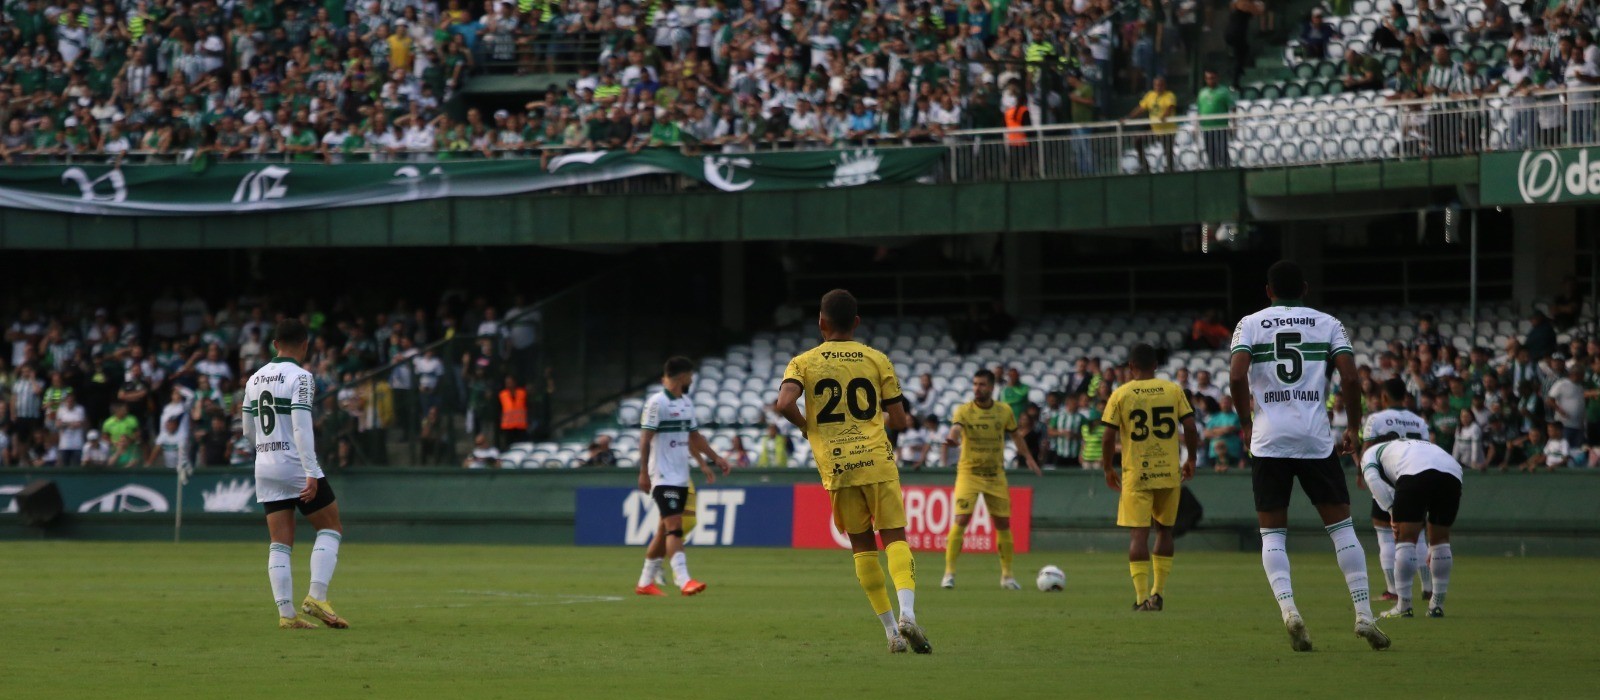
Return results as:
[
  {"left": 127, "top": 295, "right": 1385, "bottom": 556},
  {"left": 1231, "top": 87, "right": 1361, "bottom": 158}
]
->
[
  {"left": 638, "top": 558, "right": 663, "bottom": 588},
  {"left": 1417, "top": 530, "right": 1433, "bottom": 593},
  {"left": 878, "top": 611, "right": 899, "bottom": 640},
  {"left": 670, "top": 551, "right": 691, "bottom": 588},
  {"left": 1326, "top": 518, "right": 1373, "bottom": 619},
  {"left": 268, "top": 543, "right": 295, "bottom": 618},
  {"left": 1429, "top": 543, "right": 1453, "bottom": 608},
  {"left": 1393, "top": 541, "right": 1418, "bottom": 610},
  {"left": 1374, "top": 525, "right": 1396, "bottom": 594},
  {"left": 308, "top": 529, "right": 341, "bottom": 601},
  {"left": 897, "top": 589, "right": 916, "bottom": 624},
  {"left": 1259, "top": 528, "right": 1298, "bottom": 618}
]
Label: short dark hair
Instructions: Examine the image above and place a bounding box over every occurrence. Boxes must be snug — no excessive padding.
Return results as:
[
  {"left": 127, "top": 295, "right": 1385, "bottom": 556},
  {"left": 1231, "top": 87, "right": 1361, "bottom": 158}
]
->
[
  {"left": 663, "top": 356, "right": 695, "bottom": 377},
  {"left": 1383, "top": 378, "right": 1407, "bottom": 402},
  {"left": 820, "top": 289, "right": 858, "bottom": 331},
  {"left": 1129, "top": 343, "right": 1157, "bottom": 370},
  {"left": 1267, "top": 260, "right": 1306, "bottom": 299},
  {"left": 973, "top": 368, "right": 996, "bottom": 384},
  {"left": 275, "top": 318, "right": 309, "bottom": 346}
]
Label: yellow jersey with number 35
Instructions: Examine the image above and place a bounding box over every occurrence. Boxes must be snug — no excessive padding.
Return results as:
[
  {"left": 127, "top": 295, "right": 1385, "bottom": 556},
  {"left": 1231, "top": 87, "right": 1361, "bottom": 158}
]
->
[
  {"left": 782, "top": 340, "right": 905, "bottom": 491},
  {"left": 1101, "top": 378, "right": 1192, "bottom": 490}
]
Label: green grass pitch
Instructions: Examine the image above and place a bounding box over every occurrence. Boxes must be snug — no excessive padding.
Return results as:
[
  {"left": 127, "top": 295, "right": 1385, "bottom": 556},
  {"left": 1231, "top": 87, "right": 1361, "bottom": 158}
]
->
[{"left": 5, "top": 542, "right": 1595, "bottom": 699}]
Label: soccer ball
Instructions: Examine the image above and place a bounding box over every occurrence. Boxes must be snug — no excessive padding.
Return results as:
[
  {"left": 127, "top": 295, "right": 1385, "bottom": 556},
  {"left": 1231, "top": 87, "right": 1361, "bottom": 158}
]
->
[{"left": 1036, "top": 565, "right": 1066, "bottom": 592}]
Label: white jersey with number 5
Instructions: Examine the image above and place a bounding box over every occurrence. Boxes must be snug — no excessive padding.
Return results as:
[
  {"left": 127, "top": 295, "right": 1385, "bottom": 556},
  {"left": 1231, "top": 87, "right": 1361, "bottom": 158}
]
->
[
  {"left": 242, "top": 358, "right": 323, "bottom": 503},
  {"left": 1231, "top": 302, "right": 1354, "bottom": 459}
]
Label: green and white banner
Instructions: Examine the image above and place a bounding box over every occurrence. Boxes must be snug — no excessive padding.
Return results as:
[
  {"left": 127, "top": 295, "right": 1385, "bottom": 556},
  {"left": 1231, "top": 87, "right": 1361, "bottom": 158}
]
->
[
  {"left": 1481, "top": 146, "right": 1600, "bottom": 205},
  {"left": 0, "top": 147, "right": 943, "bottom": 217}
]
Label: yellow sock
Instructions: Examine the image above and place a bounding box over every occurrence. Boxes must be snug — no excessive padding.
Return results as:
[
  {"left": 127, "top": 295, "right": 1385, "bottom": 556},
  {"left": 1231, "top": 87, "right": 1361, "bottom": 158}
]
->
[
  {"left": 681, "top": 512, "right": 696, "bottom": 540},
  {"left": 1151, "top": 554, "right": 1173, "bottom": 595},
  {"left": 997, "top": 530, "right": 1015, "bottom": 577},
  {"left": 853, "top": 551, "right": 893, "bottom": 616},
  {"left": 944, "top": 521, "right": 967, "bottom": 574},
  {"left": 1130, "top": 560, "right": 1153, "bottom": 604},
  {"left": 885, "top": 541, "right": 916, "bottom": 592}
]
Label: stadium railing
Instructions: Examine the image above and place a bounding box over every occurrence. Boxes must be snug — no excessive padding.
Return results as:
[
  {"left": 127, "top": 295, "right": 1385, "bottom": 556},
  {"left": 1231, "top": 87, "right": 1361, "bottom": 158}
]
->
[{"left": 12, "top": 87, "right": 1600, "bottom": 186}]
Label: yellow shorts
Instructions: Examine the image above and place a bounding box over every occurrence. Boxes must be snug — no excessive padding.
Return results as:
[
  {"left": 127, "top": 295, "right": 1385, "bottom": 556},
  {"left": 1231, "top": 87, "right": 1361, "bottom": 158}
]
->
[
  {"left": 686, "top": 483, "right": 697, "bottom": 513},
  {"left": 1117, "top": 487, "right": 1180, "bottom": 528},
  {"left": 953, "top": 476, "right": 1010, "bottom": 518},
  {"left": 829, "top": 480, "right": 908, "bottom": 535}
]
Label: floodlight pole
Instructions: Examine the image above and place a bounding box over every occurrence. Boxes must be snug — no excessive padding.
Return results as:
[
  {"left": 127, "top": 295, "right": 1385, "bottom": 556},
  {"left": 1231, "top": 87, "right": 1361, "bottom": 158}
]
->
[{"left": 1469, "top": 209, "right": 1479, "bottom": 344}]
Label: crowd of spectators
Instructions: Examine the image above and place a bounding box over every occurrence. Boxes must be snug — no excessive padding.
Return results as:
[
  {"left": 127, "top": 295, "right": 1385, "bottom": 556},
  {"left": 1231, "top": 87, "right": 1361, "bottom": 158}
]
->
[
  {"left": 0, "top": 290, "right": 546, "bottom": 468},
  {"left": 0, "top": 0, "right": 1199, "bottom": 164}
]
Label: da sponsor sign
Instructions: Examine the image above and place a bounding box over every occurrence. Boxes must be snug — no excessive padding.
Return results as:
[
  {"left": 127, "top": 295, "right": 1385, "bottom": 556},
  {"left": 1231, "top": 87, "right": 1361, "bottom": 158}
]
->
[
  {"left": 1482, "top": 147, "right": 1600, "bottom": 205},
  {"left": 790, "top": 484, "right": 1032, "bottom": 553},
  {"left": 573, "top": 486, "right": 794, "bottom": 547}
]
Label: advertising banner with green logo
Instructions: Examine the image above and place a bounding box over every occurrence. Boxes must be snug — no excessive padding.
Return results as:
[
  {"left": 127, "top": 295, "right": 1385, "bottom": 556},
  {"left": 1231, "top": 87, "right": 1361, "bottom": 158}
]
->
[
  {"left": 0, "top": 147, "right": 942, "bottom": 217},
  {"left": 1481, "top": 146, "right": 1600, "bottom": 205}
]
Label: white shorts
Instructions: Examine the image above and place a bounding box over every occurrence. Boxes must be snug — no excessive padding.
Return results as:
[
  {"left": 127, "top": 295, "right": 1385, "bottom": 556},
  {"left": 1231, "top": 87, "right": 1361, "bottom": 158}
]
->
[{"left": 255, "top": 461, "right": 324, "bottom": 503}]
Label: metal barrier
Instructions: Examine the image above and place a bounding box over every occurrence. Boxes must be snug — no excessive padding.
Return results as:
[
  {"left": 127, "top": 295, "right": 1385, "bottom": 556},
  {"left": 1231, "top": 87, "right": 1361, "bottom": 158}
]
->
[{"left": 11, "top": 87, "right": 1600, "bottom": 184}]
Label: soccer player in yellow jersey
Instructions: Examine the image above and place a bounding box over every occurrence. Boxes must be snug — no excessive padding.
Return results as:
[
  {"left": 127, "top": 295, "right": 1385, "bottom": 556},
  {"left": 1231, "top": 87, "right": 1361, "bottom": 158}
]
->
[
  {"left": 941, "top": 369, "right": 1042, "bottom": 590},
  {"left": 775, "top": 289, "right": 931, "bottom": 655},
  {"left": 1100, "top": 344, "right": 1199, "bottom": 611}
]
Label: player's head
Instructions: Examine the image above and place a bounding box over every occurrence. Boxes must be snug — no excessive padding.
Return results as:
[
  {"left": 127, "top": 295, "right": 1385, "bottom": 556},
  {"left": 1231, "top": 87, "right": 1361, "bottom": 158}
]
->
[
  {"left": 1128, "top": 343, "right": 1157, "bottom": 374},
  {"left": 1266, "top": 260, "right": 1307, "bottom": 301},
  {"left": 1382, "top": 377, "right": 1406, "bottom": 407},
  {"left": 663, "top": 355, "right": 695, "bottom": 394},
  {"left": 272, "top": 318, "right": 309, "bottom": 359},
  {"left": 818, "top": 289, "right": 860, "bottom": 338},
  {"left": 972, "top": 368, "right": 995, "bottom": 402}
]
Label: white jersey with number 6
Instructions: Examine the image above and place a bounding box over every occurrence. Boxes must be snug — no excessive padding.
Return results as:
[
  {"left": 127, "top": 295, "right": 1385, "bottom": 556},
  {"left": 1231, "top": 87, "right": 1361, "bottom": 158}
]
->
[
  {"left": 1231, "top": 303, "right": 1354, "bottom": 459},
  {"left": 242, "top": 358, "right": 323, "bottom": 503}
]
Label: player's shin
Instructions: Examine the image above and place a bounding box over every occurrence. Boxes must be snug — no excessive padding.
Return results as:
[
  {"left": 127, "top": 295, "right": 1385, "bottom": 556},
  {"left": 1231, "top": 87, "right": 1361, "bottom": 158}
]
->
[
  {"left": 1428, "top": 543, "right": 1452, "bottom": 608},
  {"left": 1393, "top": 541, "right": 1418, "bottom": 610},
  {"left": 268, "top": 543, "right": 296, "bottom": 619},
  {"left": 996, "top": 530, "right": 1014, "bottom": 577},
  {"left": 1416, "top": 530, "right": 1433, "bottom": 594},
  {"left": 1260, "top": 528, "right": 1298, "bottom": 618},
  {"left": 884, "top": 541, "right": 917, "bottom": 623},
  {"left": 1129, "top": 560, "right": 1152, "bottom": 604},
  {"left": 1327, "top": 518, "right": 1374, "bottom": 619},
  {"left": 1151, "top": 554, "right": 1173, "bottom": 596},
  {"left": 308, "top": 529, "right": 341, "bottom": 601},
  {"left": 1375, "top": 524, "right": 1397, "bottom": 594},
  {"left": 944, "top": 521, "right": 966, "bottom": 574},
  {"left": 853, "top": 551, "right": 897, "bottom": 640}
]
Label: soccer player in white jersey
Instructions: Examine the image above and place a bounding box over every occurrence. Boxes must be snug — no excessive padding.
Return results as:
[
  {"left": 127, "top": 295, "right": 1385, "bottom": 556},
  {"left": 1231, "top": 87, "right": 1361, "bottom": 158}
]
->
[
  {"left": 1360, "top": 434, "right": 1463, "bottom": 618},
  {"left": 1360, "top": 378, "right": 1434, "bottom": 611},
  {"left": 242, "top": 319, "right": 348, "bottom": 630},
  {"left": 635, "top": 356, "right": 731, "bottom": 597},
  {"left": 1228, "top": 261, "right": 1389, "bottom": 652}
]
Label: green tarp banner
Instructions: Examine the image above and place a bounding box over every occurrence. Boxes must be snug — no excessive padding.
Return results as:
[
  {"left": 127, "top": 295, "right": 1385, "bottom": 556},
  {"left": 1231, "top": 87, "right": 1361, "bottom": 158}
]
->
[
  {"left": 1480, "top": 146, "right": 1600, "bottom": 205},
  {"left": 0, "top": 147, "right": 943, "bottom": 217}
]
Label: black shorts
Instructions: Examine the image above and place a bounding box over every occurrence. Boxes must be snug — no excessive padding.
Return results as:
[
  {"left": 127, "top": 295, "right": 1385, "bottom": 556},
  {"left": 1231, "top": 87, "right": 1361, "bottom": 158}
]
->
[
  {"left": 1390, "top": 470, "right": 1462, "bottom": 527},
  {"left": 1370, "top": 497, "right": 1392, "bottom": 523},
  {"left": 262, "top": 477, "right": 337, "bottom": 516},
  {"left": 652, "top": 485, "right": 689, "bottom": 518},
  {"left": 1251, "top": 454, "right": 1350, "bottom": 512}
]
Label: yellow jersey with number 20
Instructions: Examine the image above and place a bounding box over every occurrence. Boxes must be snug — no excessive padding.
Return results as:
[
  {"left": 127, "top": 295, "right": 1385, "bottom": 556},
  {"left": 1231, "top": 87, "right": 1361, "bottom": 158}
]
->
[
  {"left": 1101, "top": 378, "right": 1193, "bottom": 491},
  {"left": 782, "top": 340, "right": 905, "bottom": 491}
]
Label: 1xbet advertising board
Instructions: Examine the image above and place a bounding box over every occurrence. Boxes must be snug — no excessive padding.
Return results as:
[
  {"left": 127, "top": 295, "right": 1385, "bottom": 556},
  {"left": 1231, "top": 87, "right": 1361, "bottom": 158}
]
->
[{"left": 574, "top": 484, "right": 1031, "bottom": 552}]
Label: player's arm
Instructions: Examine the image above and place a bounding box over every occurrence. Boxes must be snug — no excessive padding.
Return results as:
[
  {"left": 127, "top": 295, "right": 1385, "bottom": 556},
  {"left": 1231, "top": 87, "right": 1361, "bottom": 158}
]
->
[
  {"left": 945, "top": 422, "right": 964, "bottom": 447},
  {"left": 290, "top": 375, "right": 321, "bottom": 501},
  {"left": 884, "top": 399, "right": 911, "bottom": 432},
  {"left": 1332, "top": 351, "right": 1363, "bottom": 455},
  {"left": 241, "top": 393, "right": 256, "bottom": 443},
  {"left": 1180, "top": 414, "right": 1198, "bottom": 481},
  {"left": 1228, "top": 351, "right": 1253, "bottom": 446},
  {"left": 1009, "top": 428, "right": 1041, "bottom": 475},
  {"left": 1100, "top": 424, "right": 1121, "bottom": 491},
  {"left": 688, "top": 430, "right": 731, "bottom": 476},
  {"left": 637, "top": 428, "right": 655, "bottom": 492},
  {"left": 1360, "top": 456, "right": 1395, "bottom": 511},
  {"left": 775, "top": 381, "right": 807, "bottom": 436}
]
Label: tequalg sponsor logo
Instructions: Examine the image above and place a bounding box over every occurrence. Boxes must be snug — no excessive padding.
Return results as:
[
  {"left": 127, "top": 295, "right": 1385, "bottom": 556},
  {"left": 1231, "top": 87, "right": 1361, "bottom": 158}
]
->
[{"left": 1518, "top": 149, "right": 1600, "bottom": 203}]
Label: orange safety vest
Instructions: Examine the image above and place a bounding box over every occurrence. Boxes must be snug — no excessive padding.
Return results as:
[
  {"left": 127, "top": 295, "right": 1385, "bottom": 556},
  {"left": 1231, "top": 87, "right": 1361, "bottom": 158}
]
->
[
  {"left": 499, "top": 388, "right": 528, "bottom": 430},
  {"left": 1004, "top": 106, "right": 1028, "bottom": 146}
]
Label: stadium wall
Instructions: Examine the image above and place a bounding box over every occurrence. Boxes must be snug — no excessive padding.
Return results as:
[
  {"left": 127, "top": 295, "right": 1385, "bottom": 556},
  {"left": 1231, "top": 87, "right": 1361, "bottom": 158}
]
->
[{"left": 3, "top": 468, "right": 1594, "bottom": 557}]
